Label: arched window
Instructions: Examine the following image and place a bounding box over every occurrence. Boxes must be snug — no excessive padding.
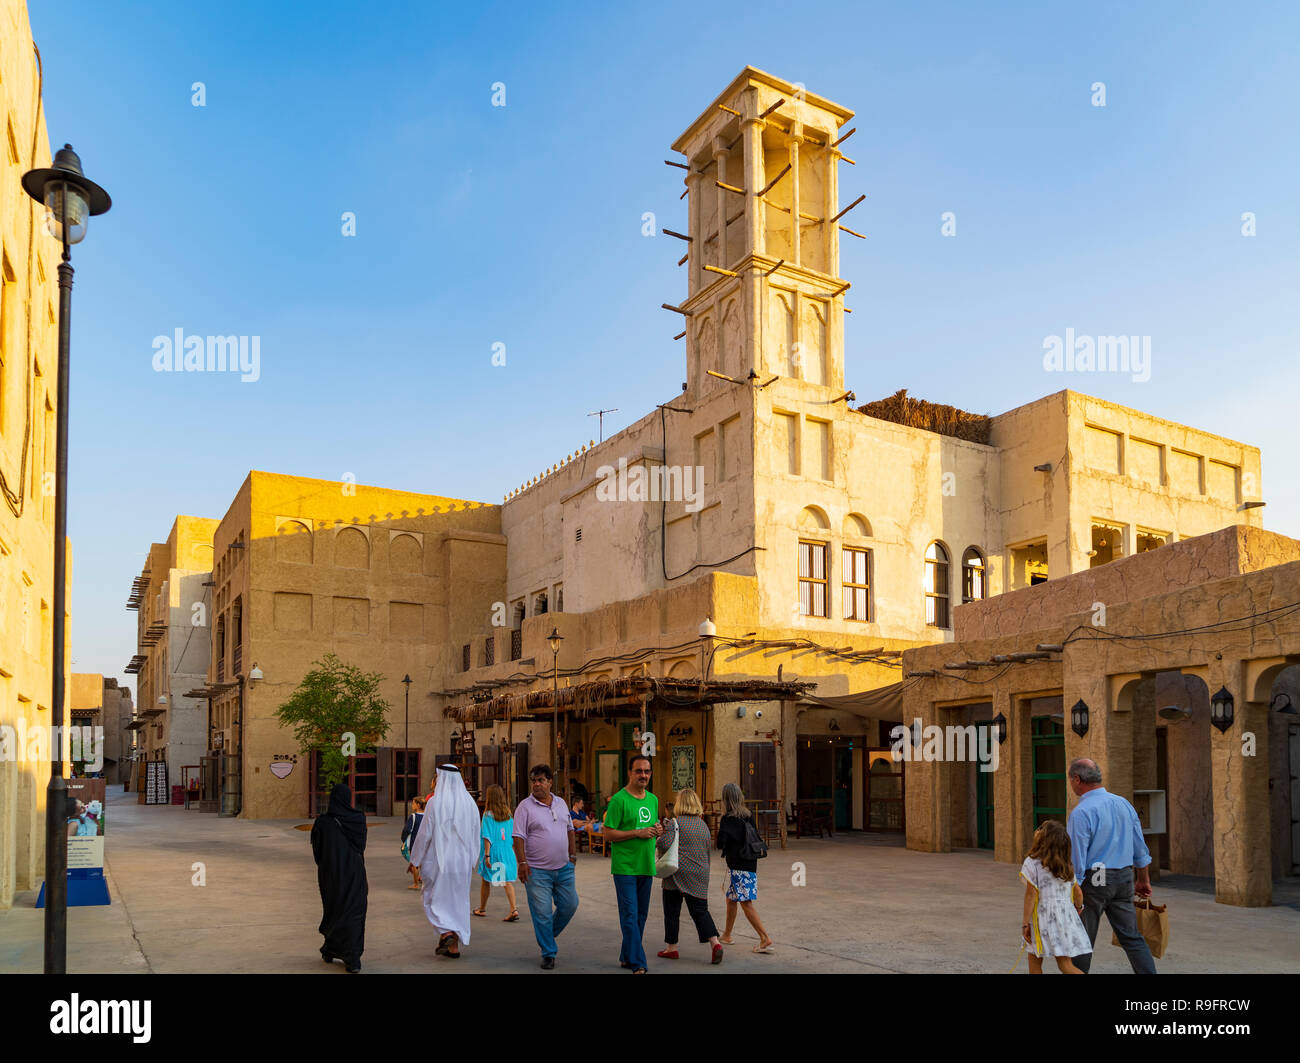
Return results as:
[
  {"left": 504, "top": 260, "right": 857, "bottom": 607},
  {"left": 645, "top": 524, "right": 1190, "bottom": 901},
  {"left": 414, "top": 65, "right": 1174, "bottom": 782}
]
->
[
  {"left": 798, "top": 506, "right": 831, "bottom": 618},
  {"left": 924, "top": 541, "right": 950, "bottom": 628},
  {"left": 962, "top": 547, "right": 986, "bottom": 604}
]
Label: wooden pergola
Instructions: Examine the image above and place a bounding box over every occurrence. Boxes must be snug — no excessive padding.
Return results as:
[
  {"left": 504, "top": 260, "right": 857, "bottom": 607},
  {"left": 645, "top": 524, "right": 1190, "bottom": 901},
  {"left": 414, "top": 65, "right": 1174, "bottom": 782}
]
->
[{"left": 443, "top": 674, "right": 814, "bottom": 848}]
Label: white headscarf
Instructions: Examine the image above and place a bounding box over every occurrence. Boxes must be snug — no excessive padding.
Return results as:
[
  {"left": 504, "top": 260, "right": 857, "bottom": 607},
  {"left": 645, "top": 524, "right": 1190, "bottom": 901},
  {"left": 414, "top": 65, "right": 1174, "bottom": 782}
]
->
[{"left": 410, "top": 764, "right": 481, "bottom": 943}]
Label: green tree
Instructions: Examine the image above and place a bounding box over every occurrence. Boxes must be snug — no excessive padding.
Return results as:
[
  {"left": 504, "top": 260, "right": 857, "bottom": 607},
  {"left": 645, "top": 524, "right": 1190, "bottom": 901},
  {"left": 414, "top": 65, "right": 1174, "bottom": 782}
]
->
[{"left": 275, "top": 654, "right": 391, "bottom": 793}]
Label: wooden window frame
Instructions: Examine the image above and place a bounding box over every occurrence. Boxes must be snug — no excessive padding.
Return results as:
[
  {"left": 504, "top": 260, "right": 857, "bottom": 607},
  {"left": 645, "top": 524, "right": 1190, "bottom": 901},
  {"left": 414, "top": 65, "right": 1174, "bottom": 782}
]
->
[
  {"left": 842, "top": 546, "right": 872, "bottom": 622},
  {"left": 798, "top": 539, "right": 830, "bottom": 618},
  {"left": 961, "top": 547, "right": 986, "bottom": 605},
  {"left": 924, "top": 542, "right": 950, "bottom": 629}
]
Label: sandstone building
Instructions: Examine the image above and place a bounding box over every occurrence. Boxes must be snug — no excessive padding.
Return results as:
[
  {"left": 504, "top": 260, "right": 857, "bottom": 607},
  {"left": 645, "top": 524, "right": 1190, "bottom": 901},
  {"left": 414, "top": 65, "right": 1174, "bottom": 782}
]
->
[
  {"left": 125, "top": 69, "right": 1297, "bottom": 910},
  {"left": 69, "top": 674, "right": 133, "bottom": 784},
  {"left": 439, "top": 68, "right": 1268, "bottom": 879},
  {"left": 0, "top": 0, "right": 67, "bottom": 910},
  {"left": 125, "top": 516, "right": 218, "bottom": 795}
]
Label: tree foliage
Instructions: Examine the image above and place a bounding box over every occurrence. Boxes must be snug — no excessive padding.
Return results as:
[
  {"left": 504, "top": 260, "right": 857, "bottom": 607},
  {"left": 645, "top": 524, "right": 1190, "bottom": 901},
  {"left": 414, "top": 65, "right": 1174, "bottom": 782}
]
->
[{"left": 275, "top": 654, "right": 391, "bottom": 793}]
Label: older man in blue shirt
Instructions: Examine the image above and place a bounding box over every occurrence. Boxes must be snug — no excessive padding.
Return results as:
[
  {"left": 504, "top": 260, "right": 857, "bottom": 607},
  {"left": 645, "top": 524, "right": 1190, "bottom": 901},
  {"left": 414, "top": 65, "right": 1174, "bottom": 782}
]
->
[{"left": 1066, "top": 758, "right": 1157, "bottom": 974}]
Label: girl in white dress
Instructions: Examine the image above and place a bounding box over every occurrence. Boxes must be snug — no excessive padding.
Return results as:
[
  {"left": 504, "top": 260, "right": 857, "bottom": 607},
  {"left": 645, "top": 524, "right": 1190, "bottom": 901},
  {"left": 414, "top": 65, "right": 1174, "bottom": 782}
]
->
[{"left": 1020, "top": 820, "right": 1091, "bottom": 974}]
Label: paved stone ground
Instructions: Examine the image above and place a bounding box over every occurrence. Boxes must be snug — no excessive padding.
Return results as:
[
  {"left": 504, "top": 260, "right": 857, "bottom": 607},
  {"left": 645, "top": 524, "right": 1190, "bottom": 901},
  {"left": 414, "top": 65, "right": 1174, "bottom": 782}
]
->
[{"left": 3, "top": 787, "right": 1298, "bottom": 974}]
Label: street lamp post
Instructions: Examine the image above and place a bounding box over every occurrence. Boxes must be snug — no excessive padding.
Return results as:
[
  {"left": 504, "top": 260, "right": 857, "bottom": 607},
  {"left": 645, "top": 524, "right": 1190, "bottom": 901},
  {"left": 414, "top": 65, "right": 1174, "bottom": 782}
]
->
[
  {"left": 401, "top": 675, "right": 412, "bottom": 821},
  {"left": 22, "top": 144, "right": 111, "bottom": 975},
  {"left": 547, "top": 628, "right": 564, "bottom": 794}
]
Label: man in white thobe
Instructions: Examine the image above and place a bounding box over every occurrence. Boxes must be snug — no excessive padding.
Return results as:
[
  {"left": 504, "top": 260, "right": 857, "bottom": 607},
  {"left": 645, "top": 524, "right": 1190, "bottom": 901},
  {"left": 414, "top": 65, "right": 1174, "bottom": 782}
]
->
[{"left": 409, "top": 763, "right": 480, "bottom": 957}]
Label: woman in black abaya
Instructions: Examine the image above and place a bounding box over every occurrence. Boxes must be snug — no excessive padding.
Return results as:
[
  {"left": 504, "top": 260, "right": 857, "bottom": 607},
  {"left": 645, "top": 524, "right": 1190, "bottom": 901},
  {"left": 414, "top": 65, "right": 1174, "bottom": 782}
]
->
[{"left": 310, "top": 783, "right": 368, "bottom": 972}]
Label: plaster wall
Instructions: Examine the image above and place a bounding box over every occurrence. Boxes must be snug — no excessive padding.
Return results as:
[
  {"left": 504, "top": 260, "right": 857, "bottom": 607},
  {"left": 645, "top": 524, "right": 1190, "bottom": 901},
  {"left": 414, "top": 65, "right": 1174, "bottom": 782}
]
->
[
  {"left": 133, "top": 516, "right": 218, "bottom": 789},
  {"left": 0, "top": 0, "right": 63, "bottom": 908},
  {"left": 1062, "top": 392, "right": 1262, "bottom": 574},
  {"left": 954, "top": 525, "right": 1300, "bottom": 641},
  {"left": 211, "top": 472, "right": 502, "bottom": 818},
  {"left": 903, "top": 526, "right": 1300, "bottom": 905}
]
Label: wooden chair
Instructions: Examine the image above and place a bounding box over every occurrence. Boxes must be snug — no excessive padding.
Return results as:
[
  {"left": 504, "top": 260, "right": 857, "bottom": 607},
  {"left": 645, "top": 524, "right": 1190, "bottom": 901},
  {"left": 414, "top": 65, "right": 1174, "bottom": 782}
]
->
[{"left": 586, "top": 824, "right": 609, "bottom": 857}]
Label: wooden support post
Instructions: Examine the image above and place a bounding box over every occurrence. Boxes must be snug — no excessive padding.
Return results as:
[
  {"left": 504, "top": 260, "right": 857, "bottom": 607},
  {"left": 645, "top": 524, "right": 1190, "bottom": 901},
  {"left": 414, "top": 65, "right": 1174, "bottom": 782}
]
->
[
  {"left": 833, "top": 127, "right": 856, "bottom": 147},
  {"left": 839, "top": 225, "right": 867, "bottom": 239},
  {"left": 777, "top": 700, "right": 788, "bottom": 850},
  {"left": 673, "top": 330, "right": 686, "bottom": 340},
  {"left": 661, "top": 303, "right": 691, "bottom": 315},
  {"left": 718, "top": 103, "right": 741, "bottom": 116},
  {"left": 830, "top": 194, "right": 866, "bottom": 224},
  {"left": 715, "top": 180, "right": 746, "bottom": 196},
  {"left": 703, "top": 264, "right": 738, "bottom": 277},
  {"left": 664, "top": 159, "right": 689, "bottom": 170},
  {"left": 757, "top": 163, "right": 791, "bottom": 198},
  {"left": 506, "top": 705, "right": 514, "bottom": 802},
  {"left": 663, "top": 228, "right": 693, "bottom": 242},
  {"left": 677, "top": 252, "right": 689, "bottom": 266}
]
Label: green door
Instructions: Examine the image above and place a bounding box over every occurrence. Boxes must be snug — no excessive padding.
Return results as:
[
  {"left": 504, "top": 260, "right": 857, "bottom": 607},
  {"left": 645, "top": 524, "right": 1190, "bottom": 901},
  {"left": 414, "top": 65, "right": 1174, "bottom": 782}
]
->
[
  {"left": 975, "top": 722, "right": 994, "bottom": 849},
  {"left": 1031, "top": 717, "right": 1066, "bottom": 827}
]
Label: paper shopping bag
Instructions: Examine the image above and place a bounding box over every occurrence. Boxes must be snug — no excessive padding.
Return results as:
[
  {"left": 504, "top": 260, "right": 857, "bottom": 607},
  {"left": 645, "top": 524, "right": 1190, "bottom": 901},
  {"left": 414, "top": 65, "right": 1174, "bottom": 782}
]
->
[{"left": 1112, "top": 896, "right": 1168, "bottom": 959}]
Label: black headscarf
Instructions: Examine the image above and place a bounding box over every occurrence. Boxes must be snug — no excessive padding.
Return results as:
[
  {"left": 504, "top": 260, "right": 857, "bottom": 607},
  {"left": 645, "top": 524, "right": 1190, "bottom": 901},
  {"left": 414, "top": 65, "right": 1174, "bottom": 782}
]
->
[
  {"left": 325, "top": 782, "right": 367, "bottom": 852},
  {"left": 310, "top": 783, "right": 368, "bottom": 964}
]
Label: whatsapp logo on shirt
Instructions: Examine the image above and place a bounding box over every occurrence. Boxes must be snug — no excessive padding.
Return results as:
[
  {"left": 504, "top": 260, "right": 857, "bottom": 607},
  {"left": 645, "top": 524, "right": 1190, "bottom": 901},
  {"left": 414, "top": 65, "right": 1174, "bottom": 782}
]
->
[{"left": 637, "top": 806, "right": 652, "bottom": 825}]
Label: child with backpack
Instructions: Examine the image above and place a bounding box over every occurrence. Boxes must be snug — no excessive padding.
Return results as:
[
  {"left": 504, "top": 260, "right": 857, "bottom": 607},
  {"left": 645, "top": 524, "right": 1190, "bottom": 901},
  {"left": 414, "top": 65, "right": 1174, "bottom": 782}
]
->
[{"left": 716, "top": 782, "right": 774, "bottom": 954}]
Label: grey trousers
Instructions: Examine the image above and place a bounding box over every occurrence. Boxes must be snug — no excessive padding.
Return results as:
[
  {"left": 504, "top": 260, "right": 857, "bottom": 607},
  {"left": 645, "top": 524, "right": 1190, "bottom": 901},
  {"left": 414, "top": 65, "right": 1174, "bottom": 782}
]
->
[{"left": 1072, "top": 866, "right": 1157, "bottom": 974}]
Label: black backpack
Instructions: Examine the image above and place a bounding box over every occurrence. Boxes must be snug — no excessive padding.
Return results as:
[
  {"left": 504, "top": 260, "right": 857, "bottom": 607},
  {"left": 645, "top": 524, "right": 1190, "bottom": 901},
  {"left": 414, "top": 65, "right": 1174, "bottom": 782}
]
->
[{"left": 738, "top": 815, "right": 768, "bottom": 861}]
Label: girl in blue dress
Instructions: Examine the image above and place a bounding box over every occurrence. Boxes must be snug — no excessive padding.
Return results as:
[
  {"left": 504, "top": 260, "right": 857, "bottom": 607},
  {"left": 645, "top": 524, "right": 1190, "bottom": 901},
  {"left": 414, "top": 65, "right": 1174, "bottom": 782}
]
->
[{"left": 472, "top": 784, "right": 519, "bottom": 921}]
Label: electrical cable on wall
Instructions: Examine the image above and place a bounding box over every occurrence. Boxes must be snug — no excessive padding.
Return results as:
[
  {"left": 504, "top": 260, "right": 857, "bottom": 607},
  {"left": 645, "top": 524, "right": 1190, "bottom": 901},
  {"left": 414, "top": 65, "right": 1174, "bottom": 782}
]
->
[{"left": 658, "top": 402, "right": 763, "bottom": 581}]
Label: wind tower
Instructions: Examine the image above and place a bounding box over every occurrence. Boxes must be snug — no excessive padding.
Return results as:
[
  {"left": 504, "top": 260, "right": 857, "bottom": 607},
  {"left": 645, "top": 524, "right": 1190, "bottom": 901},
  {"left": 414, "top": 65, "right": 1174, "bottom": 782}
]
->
[{"left": 670, "top": 68, "right": 859, "bottom": 400}]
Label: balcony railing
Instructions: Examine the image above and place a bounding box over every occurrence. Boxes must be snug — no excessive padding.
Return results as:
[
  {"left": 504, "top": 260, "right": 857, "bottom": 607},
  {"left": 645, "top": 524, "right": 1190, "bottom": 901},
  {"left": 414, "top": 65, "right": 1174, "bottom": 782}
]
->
[
  {"left": 233, "top": 645, "right": 242, "bottom": 677},
  {"left": 510, "top": 629, "right": 522, "bottom": 661},
  {"left": 217, "top": 659, "right": 225, "bottom": 682},
  {"left": 484, "top": 638, "right": 495, "bottom": 667}
]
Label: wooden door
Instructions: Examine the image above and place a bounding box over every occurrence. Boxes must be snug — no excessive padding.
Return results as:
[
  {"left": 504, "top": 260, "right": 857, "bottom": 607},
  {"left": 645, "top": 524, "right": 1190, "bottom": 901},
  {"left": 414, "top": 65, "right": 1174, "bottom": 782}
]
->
[
  {"left": 596, "top": 751, "right": 621, "bottom": 814},
  {"left": 739, "top": 742, "right": 776, "bottom": 804},
  {"left": 864, "top": 750, "right": 904, "bottom": 832}
]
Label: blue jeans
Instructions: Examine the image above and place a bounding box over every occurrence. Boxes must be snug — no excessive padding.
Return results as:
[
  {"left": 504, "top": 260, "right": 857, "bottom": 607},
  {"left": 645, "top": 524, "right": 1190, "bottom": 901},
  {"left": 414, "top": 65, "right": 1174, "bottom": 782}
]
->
[
  {"left": 1072, "top": 867, "right": 1157, "bottom": 975},
  {"left": 613, "top": 874, "right": 652, "bottom": 970},
  {"left": 523, "top": 864, "right": 579, "bottom": 959}
]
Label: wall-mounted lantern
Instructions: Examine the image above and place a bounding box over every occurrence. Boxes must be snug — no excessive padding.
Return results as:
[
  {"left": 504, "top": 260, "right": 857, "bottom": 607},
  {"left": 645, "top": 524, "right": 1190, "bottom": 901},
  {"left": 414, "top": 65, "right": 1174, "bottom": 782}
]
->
[
  {"left": 1070, "top": 699, "right": 1089, "bottom": 738},
  {"left": 1210, "top": 687, "right": 1235, "bottom": 733},
  {"left": 993, "top": 711, "right": 1007, "bottom": 744}
]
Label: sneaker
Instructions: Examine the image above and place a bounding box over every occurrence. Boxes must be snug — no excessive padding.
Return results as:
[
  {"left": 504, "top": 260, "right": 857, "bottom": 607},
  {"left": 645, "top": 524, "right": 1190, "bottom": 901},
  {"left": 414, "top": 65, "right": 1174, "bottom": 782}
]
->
[{"left": 541, "top": 955, "right": 556, "bottom": 970}]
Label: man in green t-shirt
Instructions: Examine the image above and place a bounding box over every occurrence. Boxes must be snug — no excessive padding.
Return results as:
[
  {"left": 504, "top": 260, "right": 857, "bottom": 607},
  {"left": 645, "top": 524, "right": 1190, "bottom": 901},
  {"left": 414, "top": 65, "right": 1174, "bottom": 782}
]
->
[{"left": 600, "top": 753, "right": 662, "bottom": 972}]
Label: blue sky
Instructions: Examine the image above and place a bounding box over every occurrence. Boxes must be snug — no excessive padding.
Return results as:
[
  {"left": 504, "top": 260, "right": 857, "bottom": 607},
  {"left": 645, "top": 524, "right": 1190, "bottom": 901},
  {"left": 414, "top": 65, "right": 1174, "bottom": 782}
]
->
[{"left": 28, "top": 0, "right": 1300, "bottom": 683}]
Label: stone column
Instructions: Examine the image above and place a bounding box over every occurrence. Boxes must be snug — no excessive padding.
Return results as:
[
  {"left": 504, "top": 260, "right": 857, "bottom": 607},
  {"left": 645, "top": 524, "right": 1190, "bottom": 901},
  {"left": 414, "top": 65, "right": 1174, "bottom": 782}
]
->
[
  {"left": 1203, "top": 662, "right": 1272, "bottom": 906},
  {"left": 741, "top": 93, "right": 765, "bottom": 259},
  {"left": 713, "top": 134, "right": 729, "bottom": 272},
  {"left": 788, "top": 123, "right": 802, "bottom": 266},
  {"left": 993, "top": 688, "right": 1031, "bottom": 864},
  {"left": 686, "top": 168, "right": 703, "bottom": 300},
  {"left": 902, "top": 686, "right": 940, "bottom": 852}
]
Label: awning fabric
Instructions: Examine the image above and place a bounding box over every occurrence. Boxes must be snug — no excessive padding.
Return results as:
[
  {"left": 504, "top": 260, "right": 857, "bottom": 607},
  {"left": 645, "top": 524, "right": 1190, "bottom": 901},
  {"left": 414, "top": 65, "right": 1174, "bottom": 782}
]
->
[{"left": 798, "top": 682, "right": 903, "bottom": 721}]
